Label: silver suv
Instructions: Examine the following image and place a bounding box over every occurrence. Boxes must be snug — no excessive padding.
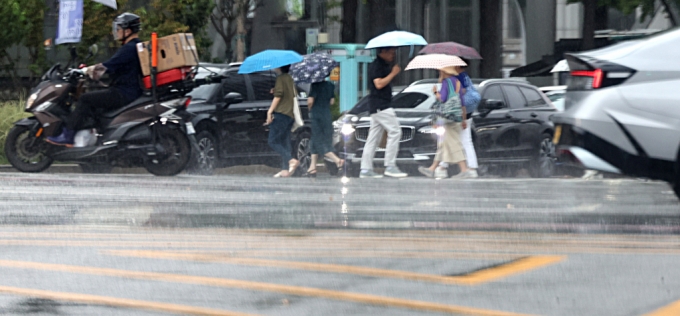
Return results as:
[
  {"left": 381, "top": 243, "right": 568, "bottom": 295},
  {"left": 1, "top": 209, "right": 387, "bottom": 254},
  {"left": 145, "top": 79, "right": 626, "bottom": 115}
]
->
[{"left": 552, "top": 27, "right": 680, "bottom": 196}]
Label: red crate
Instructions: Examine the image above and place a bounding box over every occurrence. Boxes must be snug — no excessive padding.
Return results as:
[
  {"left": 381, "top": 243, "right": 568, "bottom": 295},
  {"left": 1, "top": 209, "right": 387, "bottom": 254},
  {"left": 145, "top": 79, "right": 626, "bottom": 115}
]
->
[{"left": 143, "top": 67, "right": 193, "bottom": 89}]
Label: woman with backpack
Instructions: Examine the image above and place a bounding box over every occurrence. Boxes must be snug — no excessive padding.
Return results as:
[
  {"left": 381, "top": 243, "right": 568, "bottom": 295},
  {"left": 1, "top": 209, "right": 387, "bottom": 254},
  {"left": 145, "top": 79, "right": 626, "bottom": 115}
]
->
[{"left": 418, "top": 66, "right": 473, "bottom": 179}]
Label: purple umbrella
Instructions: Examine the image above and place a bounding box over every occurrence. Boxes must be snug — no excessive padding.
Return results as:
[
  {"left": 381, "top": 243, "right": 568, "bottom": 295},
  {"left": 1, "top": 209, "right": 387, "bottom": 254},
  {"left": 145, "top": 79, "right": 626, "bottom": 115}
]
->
[{"left": 418, "top": 42, "right": 483, "bottom": 60}]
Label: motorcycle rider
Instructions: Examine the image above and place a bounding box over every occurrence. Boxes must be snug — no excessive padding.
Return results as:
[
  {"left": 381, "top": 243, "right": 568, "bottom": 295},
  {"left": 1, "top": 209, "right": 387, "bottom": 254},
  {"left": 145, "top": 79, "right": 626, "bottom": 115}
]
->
[{"left": 47, "top": 13, "right": 143, "bottom": 146}]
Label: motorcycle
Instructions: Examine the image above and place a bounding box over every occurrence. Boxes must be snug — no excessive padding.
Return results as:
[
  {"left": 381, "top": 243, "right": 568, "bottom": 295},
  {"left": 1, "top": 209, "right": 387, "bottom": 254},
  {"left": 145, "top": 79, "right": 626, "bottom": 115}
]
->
[{"left": 4, "top": 46, "right": 212, "bottom": 176}]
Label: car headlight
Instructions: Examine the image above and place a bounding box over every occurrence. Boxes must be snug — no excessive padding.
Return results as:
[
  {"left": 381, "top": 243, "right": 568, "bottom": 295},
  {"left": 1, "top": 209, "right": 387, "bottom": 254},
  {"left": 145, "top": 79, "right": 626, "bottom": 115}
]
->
[
  {"left": 341, "top": 123, "right": 355, "bottom": 136},
  {"left": 418, "top": 126, "right": 445, "bottom": 136},
  {"left": 26, "top": 93, "right": 39, "bottom": 109}
]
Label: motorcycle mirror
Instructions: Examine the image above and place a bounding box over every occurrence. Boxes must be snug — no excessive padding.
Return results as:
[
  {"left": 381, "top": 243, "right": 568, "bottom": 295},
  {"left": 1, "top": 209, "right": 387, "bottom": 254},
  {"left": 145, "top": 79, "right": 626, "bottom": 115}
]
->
[{"left": 89, "top": 44, "right": 99, "bottom": 56}]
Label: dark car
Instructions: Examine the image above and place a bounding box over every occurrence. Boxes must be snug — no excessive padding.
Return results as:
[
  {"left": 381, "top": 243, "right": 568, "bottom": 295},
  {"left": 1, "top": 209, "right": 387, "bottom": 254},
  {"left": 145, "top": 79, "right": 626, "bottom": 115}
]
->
[
  {"left": 185, "top": 64, "right": 312, "bottom": 174},
  {"left": 330, "top": 79, "right": 558, "bottom": 177}
]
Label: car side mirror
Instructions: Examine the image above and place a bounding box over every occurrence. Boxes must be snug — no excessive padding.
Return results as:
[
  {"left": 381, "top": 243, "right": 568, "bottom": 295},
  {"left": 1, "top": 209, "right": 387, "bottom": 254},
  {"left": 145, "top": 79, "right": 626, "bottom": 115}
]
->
[
  {"left": 224, "top": 92, "right": 244, "bottom": 105},
  {"left": 485, "top": 99, "right": 505, "bottom": 110},
  {"left": 478, "top": 99, "right": 505, "bottom": 117}
]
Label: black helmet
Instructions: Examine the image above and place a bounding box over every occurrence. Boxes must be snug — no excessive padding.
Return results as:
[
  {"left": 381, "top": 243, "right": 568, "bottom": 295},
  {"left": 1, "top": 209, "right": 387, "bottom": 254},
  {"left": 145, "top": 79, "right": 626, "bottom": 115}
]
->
[{"left": 112, "top": 12, "right": 141, "bottom": 39}]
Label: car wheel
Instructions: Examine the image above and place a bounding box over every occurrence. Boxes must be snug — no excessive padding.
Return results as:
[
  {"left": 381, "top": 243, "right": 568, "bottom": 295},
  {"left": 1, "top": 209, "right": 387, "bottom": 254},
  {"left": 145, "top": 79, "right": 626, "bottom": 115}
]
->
[
  {"left": 186, "top": 131, "right": 217, "bottom": 175},
  {"left": 292, "top": 131, "right": 312, "bottom": 177},
  {"left": 529, "top": 133, "right": 556, "bottom": 178}
]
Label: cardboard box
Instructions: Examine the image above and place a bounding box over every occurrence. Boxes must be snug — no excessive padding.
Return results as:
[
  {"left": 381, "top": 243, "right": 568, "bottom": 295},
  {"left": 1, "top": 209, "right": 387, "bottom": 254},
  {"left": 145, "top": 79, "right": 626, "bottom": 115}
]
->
[{"left": 137, "top": 33, "right": 199, "bottom": 77}]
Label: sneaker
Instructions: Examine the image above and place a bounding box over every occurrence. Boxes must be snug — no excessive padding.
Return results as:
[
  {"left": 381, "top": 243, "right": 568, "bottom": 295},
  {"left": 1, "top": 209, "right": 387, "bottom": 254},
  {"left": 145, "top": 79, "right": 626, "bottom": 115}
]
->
[
  {"left": 450, "top": 170, "right": 477, "bottom": 179},
  {"left": 384, "top": 166, "right": 408, "bottom": 178},
  {"left": 360, "top": 170, "right": 383, "bottom": 178},
  {"left": 46, "top": 127, "right": 75, "bottom": 146},
  {"left": 418, "top": 166, "right": 434, "bottom": 178},
  {"left": 434, "top": 167, "right": 448, "bottom": 179}
]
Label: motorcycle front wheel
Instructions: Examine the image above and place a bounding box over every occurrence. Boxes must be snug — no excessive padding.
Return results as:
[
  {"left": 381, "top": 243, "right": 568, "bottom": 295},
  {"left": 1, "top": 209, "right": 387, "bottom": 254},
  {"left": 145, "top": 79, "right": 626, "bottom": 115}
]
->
[
  {"left": 4, "top": 125, "right": 53, "bottom": 173},
  {"left": 143, "top": 126, "right": 191, "bottom": 176}
]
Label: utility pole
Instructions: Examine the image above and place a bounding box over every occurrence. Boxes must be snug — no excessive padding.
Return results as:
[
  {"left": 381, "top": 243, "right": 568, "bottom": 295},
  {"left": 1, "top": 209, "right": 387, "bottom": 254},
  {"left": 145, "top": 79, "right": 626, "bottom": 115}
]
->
[{"left": 43, "top": 0, "right": 59, "bottom": 64}]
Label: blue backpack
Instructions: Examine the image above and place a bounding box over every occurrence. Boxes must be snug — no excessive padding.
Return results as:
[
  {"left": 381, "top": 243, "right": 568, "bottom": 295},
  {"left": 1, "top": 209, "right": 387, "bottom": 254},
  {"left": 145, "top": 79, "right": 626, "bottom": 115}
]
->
[{"left": 461, "top": 75, "right": 481, "bottom": 113}]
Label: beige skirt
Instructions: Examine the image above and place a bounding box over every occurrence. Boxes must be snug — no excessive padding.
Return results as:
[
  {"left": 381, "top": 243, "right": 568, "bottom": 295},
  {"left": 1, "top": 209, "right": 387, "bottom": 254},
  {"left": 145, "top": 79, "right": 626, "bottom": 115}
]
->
[{"left": 435, "top": 122, "right": 466, "bottom": 164}]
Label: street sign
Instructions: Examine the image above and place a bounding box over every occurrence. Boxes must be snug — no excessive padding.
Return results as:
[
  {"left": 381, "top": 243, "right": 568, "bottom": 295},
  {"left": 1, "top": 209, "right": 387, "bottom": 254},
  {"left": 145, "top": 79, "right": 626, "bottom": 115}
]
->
[
  {"left": 330, "top": 67, "right": 340, "bottom": 81},
  {"left": 55, "top": 0, "right": 83, "bottom": 45}
]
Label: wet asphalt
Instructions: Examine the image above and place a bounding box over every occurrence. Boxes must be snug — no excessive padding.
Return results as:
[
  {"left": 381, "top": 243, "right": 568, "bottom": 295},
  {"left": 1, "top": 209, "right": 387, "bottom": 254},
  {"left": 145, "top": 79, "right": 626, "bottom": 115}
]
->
[{"left": 0, "top": 169, "right": 678, "bottom": 315}]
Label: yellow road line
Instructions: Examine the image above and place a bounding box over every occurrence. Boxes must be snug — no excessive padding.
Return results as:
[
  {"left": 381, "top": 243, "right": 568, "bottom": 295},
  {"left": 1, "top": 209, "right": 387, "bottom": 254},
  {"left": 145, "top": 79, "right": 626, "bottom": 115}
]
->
[
  {"left": 0, "top": 259, "right": 531, "bottom": 316},
  {"left": 105, "top": 250, "right": 564, "bottom": 286},
  {"left": 644, "top": 299, "right": 680, "bottom": 316},
  {"left": 0, "top": 285, "right": 256, "bottom": 316},
  {"left": 452, "top": 256, "right": 566, "bottom": 285}
]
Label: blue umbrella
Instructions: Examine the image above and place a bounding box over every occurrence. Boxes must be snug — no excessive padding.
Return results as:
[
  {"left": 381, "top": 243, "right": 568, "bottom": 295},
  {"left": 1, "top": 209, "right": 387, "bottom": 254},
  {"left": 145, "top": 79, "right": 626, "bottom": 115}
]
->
[
  {"left": 238, "top": 50, "right": 304, "bottom": 74},
  {"left": 290, "top": 52, "right": 339, "bottom": 84},
  {"left": 365, "top": 31, "right": 428, "bottom": 49}
]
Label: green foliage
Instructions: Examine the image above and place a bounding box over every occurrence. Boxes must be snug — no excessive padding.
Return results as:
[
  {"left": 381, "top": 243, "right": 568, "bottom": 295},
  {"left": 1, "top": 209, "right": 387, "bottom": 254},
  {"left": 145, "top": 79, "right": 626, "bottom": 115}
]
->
[
  {"left": 0, "top": 0, "right": 46, "bottom": 80},
  {"left": 0, "top": 100, "right": 30, "bottom": 165},
  {"left": 331, "top": 93, "right": 341, "bottom": 121}
]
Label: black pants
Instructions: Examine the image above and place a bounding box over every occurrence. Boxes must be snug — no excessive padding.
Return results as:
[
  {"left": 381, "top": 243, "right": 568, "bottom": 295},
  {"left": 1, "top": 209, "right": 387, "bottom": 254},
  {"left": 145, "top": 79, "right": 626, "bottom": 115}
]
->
[{"left": 66, "top": 89, "right": 127, "bottom": 130}]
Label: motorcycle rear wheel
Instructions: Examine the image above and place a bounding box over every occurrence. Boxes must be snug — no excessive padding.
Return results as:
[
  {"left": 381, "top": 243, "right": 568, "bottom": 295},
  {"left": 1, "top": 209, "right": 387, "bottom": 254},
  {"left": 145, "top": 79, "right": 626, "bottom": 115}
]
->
[
  {"left": 4, "top": 125, "right": 53, "bottom": 173},
  {"left": 143, "top": 126, "right": 191, "bottom": 176}
]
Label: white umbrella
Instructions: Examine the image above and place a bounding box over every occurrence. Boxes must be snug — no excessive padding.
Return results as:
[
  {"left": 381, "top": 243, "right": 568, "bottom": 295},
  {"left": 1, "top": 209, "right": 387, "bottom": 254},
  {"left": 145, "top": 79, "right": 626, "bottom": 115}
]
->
[
  {"left": 92, "top": 0, "right": 117, "bottom": 9},
  {"left": 365, "top": 31, "right": 427, "bottom": 49},
  {"left": 551, "top": 59, "right": 569, "bottom": 73},
  {"left": 405, "top": 54, "right": 467, "bottom": 71}
]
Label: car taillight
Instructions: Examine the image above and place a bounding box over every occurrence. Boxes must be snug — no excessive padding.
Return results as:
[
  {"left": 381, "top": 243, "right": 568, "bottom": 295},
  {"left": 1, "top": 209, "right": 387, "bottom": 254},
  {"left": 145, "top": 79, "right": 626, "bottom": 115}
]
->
[
  {"left": 566, "top": 56, "right": 635, "bottom": 91},
  {"left": 184, "top": 97, "right": 192, "bottom": 109},
  {"left": 570, "top": 69, "right": 603, "bottom": 89}
]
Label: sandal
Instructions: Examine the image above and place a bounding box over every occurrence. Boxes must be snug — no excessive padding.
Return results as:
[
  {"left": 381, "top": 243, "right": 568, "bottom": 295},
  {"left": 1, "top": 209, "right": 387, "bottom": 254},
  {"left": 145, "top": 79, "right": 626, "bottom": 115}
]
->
[
  {"left": 302, "top": 169, "right": 317, "bottom": 178},
  {"left": 288, "top": 159, "right": 300, "bottom": 174},
  {"left": 274, "top": 171, "right": 290, "bottom": 178}
]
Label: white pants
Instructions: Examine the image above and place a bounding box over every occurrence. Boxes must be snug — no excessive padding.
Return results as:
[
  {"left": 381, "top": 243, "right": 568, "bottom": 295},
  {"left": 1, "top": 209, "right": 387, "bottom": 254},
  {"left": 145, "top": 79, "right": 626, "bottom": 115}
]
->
[
  {"left": 439, "top": 118, "right": 478, "bottom": 169},
  {"left": 461, "top": 118, "right": 478, "bottom": 169},
  {"left": 361, "top": 108, "right": 401, "bottom": 170}
]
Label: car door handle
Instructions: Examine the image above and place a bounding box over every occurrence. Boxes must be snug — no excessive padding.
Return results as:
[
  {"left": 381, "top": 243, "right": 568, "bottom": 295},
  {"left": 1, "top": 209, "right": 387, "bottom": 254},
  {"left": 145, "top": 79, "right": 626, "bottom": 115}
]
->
[
  {"left": 505, "top": 113, "right": 513, "bottom": 119},
  {"left": 530, "top": 112, "right": 538, "bottom": 118},
  {"left": 245, "top": 108, "right": 259, "bottom": 112}
]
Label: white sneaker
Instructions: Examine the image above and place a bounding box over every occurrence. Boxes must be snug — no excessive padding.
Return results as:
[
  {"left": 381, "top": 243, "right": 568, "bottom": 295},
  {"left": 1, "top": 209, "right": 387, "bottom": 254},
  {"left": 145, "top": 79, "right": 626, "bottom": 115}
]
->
[
  {"left": 384, "top": 166, "right": 408, "bottom": 178},
  {"left": 450, "top": 170, "right": 477, "bottom": 179},
  {"left": 434, "top": 167, "right": 448, "bottom": 179}
]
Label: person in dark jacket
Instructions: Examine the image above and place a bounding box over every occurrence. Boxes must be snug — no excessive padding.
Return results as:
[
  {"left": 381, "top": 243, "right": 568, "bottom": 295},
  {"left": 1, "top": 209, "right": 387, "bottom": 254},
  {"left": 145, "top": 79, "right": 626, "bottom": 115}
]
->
[
  {"left": 48, "top": 13, "right": 143, "bottom": 146},
  {"left": 303, "top": 80, "right": 344, "bottom": 177}
]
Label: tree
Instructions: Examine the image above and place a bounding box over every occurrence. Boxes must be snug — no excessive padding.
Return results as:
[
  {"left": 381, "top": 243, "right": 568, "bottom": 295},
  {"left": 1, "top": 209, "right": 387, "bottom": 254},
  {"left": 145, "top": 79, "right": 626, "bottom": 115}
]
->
[
  {"left": 568, "top": 0, "right": 680, "bottom": 50},
  {"left": 0, "top": 0, "right": 45, "bottom": 85},
  {"left": 210, "top": 0, "right": 264, "bottom": 62}
]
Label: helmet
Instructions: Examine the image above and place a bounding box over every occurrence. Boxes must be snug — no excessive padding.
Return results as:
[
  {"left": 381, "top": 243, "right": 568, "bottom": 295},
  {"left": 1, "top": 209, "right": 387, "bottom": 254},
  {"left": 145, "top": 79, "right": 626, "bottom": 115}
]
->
[{"left": 112, "top": 12, "right": 141, "bottom": 40}]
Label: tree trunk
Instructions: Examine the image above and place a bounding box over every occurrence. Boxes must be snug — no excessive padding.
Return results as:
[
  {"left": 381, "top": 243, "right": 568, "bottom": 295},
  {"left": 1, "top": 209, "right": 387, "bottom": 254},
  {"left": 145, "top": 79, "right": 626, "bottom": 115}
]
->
[
  {"left": 479, "top": 0, "right": 502, "bottom": 78},
  {"left": 581, "top": 0, "right": 597, "bottom": 51},
  {"left": 236, "top": 9, "right": 247, "bottom": 62},
  {"left": 595, "top": 5, "right": 608, "bottom": 31},
  {"left": 341, "top": 0, "right": 358, "bottom": 43}
]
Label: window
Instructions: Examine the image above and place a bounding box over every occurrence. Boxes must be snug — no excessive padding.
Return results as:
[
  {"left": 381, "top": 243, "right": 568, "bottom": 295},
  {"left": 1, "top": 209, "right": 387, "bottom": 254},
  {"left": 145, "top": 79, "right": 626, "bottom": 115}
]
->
[
  {"left": 520, "top": 87, "right": 547, "bottom": 107},
  {"left": 222, "top": 74, "right": 248, "bottom": 100},
  {"left": 249, "top": 72, "right": 277, "bottom": 101},
  {"left": 501, "top": 85, "right": 527, "bottom": 109},
  {"left": 392, "top": 92, "right": 429, "bottom": 109},
  {"left": 482, "top": 85, "right": 504, "bottom": 103}
]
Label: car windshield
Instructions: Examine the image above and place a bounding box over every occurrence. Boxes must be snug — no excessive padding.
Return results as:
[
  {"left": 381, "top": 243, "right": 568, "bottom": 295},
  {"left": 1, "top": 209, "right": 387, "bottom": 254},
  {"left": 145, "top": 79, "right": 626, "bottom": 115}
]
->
[
  {"left": 391, "top": 92, "right": 429, "bottom": 109},
  {"left": 187, "top": 83, "right": 219, "bottom": 101}
]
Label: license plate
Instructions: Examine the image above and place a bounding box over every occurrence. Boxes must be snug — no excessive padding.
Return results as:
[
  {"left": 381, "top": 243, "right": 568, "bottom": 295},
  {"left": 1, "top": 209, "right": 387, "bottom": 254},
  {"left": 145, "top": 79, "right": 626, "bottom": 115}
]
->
[
  {"left": 553, "top": 125, "right": 562, "bottom": 144},
  {"left": 185, "top": 122, "right": 196, "bottom": 135}
]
